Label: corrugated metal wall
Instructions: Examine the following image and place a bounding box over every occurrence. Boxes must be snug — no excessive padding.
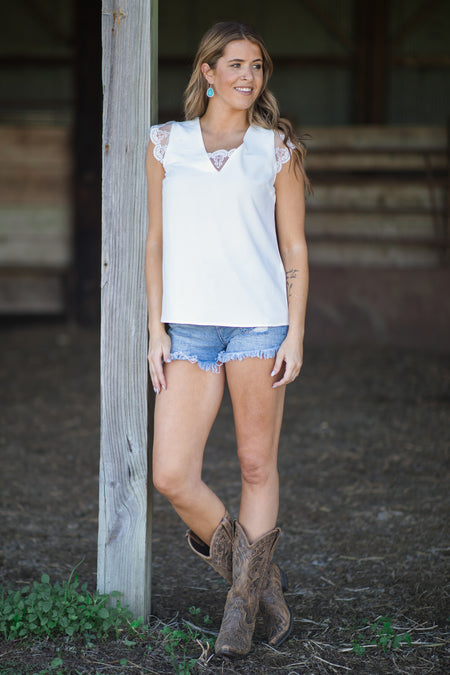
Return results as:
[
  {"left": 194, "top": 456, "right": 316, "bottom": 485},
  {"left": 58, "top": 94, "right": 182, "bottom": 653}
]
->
[
  {"left": 0, "top": 0, "right": 448, "bottom": 345},
  {"left": 158, "top": 0, "right": 450, "bottom": 125}
]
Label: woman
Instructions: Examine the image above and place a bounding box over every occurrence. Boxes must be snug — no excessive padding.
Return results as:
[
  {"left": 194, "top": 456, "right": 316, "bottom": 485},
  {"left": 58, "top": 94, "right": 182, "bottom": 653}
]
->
[{"left": 145, "top": 21, "right": 310, "bottom": 657}]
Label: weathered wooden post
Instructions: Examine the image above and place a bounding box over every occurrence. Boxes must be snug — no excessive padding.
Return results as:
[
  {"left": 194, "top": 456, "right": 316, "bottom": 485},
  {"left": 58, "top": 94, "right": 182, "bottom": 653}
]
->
[{"left": 99, "top": 0, "right": 158, "bottom": 617}]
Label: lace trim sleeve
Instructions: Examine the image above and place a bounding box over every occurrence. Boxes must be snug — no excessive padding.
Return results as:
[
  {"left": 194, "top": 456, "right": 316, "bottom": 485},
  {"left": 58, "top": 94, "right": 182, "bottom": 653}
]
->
[
  {"left": 149, "top": 122, "right": 173, "bottom": 164},
  {"left": 275, "top": 130, "right": 295, "bottom": 173}
]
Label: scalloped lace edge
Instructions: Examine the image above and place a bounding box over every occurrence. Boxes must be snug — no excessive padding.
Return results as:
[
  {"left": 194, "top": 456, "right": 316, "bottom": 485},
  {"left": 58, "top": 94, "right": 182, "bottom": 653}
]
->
[{"left": 150, "top": 123, "right": 293, "bottom": 172}]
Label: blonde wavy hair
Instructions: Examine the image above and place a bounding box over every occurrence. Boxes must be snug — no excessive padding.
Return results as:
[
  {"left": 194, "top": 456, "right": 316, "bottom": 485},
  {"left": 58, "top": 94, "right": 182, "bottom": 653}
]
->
[{"left": 184, "top": 21, "right": 311, "bottom": 193}]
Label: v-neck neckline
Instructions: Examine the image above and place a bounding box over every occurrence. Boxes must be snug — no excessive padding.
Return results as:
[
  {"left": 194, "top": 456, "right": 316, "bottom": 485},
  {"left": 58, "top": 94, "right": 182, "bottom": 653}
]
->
[{"left": 197, "top": 117, "right": 251, "bottom": 172}]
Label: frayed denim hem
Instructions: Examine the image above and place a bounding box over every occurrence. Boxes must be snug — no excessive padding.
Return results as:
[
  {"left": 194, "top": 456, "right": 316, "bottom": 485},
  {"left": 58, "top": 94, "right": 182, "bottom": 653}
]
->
[
  {"left": 218, "top": 347, "right": 277, "bottom": 364},
  {"left": 169, "top": 351, "right": 222, "bottom": 373},
  {"left": 169, "top": 348, "right": 277, "bottom": 373}
]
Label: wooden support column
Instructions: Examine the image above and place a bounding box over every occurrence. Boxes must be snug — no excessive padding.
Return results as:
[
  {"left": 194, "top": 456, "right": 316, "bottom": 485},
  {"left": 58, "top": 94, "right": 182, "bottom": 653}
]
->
[
  {"left": 74, "top": 0, "right": 102, "bottom": 324},
  {"left": 99, "top": 0, "right": 157, "bottom": 617},
  {"left": 370, "top": 0, "right": 389, "bottom": 124},
  {"left": 353, "top": 0, "right": 389, "bottom": 123}
]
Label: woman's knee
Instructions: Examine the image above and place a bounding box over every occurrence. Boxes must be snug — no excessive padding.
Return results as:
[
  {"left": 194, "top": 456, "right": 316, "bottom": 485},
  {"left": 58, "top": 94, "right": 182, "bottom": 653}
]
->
[
  {"left": 238, "top": 447, "right": 277, "bottom": 487},
  {"left": 153, "top": 462, "right": 192, "bottom": 503}
]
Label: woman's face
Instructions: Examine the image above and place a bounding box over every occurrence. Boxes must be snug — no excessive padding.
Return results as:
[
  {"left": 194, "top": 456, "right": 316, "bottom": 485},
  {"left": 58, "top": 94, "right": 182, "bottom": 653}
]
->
[{"left": 202, "top": 39, "right": 264, "bottom": 112}]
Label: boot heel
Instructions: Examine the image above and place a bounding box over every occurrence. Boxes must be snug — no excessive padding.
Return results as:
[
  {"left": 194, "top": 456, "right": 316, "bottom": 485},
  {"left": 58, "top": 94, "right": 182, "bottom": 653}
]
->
[{"left": 279, "top": 566, "right": 288, "bottom": 592}]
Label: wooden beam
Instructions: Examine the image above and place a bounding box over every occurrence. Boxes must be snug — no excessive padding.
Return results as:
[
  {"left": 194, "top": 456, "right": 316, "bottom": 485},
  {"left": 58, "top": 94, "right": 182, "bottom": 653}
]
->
[
  {"left": 391, "top": 0, "right": 444, "bottom": 48},
  {"left": 370, "top": 0, "right": 389, "bottom": 124},
  {"left": 73, "top": 0, "right": 102, "bottom": 324},
  {"left": 99, "top": 0, "right": 157, "bottom": 618},
  {"left": 0, "top": 55, "right": 73, "bottom": 66},
  {"left": 353, "top": 0, "right": 389, "bottom": 124},
  {"left": 21, "top": 0, "right": 73, "bottom": 47},
  {"left": 0, "top": 271, "right": 67, "bottom": 313},
  {"left": 298, "top": 0, "right": 354, "bottom": 51},
  {"left": 447, "top": 120, "right": 450, "bottom": 265},
  {"left": 159, "top": 54, "right": 352, "bottom": 67},
  {"left": 392, "top": 55, "right": 450, "bottom": 67},
  {"left": 353, "top": 0, "right": 370, "bottom": 123}
]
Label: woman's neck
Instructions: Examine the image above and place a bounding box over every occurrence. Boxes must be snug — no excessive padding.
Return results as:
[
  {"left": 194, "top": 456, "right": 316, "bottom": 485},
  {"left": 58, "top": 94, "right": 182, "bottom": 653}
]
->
[{"left": 200, "top": 106, "right": 249, "bottom": 136}]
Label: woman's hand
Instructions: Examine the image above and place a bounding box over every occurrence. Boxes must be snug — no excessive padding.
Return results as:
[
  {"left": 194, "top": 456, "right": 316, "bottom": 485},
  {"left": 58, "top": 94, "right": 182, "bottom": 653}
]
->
[
  {"left": 148, "top": 327, "right": 172, "bottom": 394},
  {"left": 271, "top": 333, "right": 303, "bottom": 388}
]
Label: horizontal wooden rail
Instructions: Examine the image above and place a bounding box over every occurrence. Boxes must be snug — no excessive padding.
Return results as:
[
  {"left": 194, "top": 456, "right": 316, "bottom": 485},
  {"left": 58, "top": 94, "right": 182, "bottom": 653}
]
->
[
  {"left": 307, "top": 233, "right": 450, "bottom": 248},
  {"left": 301, "top": 125, "right": 449, "bottom": 267}
]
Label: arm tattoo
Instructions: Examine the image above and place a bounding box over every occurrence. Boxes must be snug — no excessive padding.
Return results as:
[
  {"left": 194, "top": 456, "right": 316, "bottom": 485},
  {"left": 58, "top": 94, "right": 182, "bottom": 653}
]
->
[{"left": 286, "top": 268, "right": 299, "bottom": 298}]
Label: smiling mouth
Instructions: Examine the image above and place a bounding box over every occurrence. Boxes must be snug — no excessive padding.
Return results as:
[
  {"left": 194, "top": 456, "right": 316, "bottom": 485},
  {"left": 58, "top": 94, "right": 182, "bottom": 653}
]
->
[{"left": 235, "top": 87, "right": 253, "bottom": 94}]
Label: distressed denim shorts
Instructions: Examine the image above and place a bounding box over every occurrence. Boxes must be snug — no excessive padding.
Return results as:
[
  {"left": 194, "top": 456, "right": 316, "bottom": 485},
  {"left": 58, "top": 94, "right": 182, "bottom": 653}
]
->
[{"left": 167, "top": 323, "right": 289, "bottom": 373}]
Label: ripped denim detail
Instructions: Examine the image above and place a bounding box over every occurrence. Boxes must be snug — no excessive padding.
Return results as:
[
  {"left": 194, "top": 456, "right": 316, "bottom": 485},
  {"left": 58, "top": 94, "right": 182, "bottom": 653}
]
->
[
  {"left": 169, "top": 351, "right": 222, "bottom": 373},
  {"left": 169, "top": 347, "right": 277, "bottom": 372},
  {"left": 218, "top": 347, "right": 277, "bottom": 364}
]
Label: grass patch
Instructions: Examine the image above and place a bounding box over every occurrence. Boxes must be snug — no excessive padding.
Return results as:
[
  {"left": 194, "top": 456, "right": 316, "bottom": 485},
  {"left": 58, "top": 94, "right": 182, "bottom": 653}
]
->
[
  {"left": 0, "top": 566, "right": 143, "bottom": 643},
  {"left": 0, "top": 570, "right": 216, "bottom": 674},
  {"left": 351, "top": 615, "right": 412, "bottom": 655},
  {"left": 160, "top": 607, "right": 216, "bottom": 674}
]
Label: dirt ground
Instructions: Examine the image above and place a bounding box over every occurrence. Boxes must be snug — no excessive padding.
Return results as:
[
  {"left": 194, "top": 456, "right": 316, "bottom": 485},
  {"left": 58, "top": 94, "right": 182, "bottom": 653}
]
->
[{"left": 0, "top": 319, "right": 449, "bottom": 674}]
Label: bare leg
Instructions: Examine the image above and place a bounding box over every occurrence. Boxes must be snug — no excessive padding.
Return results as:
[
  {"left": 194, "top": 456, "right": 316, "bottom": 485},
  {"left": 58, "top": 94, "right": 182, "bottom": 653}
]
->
[
  {"left": 153, "top": 360, "right": 226, "bottom": 544},
  {"left": 225, "top": 356, "right": 285, "bottom": 543}
]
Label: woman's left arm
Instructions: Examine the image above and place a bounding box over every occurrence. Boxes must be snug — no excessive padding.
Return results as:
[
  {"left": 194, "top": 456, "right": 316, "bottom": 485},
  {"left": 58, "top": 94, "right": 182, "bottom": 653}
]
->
[{"left": 271, "top": 157, "right": 309, "bottom": 388}]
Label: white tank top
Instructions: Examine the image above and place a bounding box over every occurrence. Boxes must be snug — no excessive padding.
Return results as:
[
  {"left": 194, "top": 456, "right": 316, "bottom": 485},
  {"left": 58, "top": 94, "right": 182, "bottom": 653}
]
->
[{"left": 150, "top": 117, "right": 292, "bottom": 326}]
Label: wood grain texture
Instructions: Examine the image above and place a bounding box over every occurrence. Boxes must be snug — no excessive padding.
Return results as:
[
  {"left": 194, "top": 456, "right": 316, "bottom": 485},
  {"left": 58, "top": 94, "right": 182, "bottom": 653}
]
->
[{"left": 99, "top": 0, "right": 157, "bottom": 617}]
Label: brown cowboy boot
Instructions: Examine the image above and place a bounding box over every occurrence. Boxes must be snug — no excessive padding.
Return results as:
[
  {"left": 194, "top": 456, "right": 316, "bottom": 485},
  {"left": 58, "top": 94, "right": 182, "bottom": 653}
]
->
[
  {"left": 186, "top": 511, "right": 234, "bottom": 582},
  {"left": 187, "top": 512, "right": 292, "bottom": 648},
  {"left": 214, "top": 521, "right": 280, "bottom": 657},
  {"left": 259, "top": 562, "right": 293, "bottom": 647}
]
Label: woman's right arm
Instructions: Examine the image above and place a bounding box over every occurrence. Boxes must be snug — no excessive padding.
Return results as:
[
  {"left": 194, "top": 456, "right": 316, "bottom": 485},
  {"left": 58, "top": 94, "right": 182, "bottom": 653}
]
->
[{"left": 145, "top": 140, "right": 172, "bottom": 393}]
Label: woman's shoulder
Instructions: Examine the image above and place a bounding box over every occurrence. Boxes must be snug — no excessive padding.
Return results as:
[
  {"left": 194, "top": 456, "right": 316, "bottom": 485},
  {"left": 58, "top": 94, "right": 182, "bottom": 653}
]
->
[
  {"left": 249, "top": 124, "right": 285, "bottom": 147},
  {"left": 274, "top": 128, "right": 295, "bottom": 173},
  {"left": 249, "top": 124, "right": 274, "bottom": 138},
  {"left": 149, "top": 119, "right": 199, "bottom": 161},
  {"left": 150, "top": 118, "right": 197, "bottom": 136},
  {"left": 251, "top": 124, "right": 292, "bottom": 145},
  {"left": 149, "top": 120, "right": 175, "bottom": 146},
  {"left": 149, "top": 118, "right": 198, "bottom": 164},
  {"left": 247, "top": 125, "right": 293, "bottom": 172},
  {"left": 148, "top": 121, "right": 178, "bottom": 164}
]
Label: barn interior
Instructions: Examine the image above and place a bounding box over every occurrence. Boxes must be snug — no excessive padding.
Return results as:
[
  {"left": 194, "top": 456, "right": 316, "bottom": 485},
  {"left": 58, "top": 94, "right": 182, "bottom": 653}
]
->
[{"left": 1, "top": 0, "right": 449, "bottom": 348}]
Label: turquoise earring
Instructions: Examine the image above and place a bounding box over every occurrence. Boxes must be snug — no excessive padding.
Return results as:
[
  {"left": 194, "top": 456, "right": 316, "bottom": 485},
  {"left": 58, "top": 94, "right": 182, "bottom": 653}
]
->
[{"left": 206, "top": 85, "right": 214, "bottom": 98}]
